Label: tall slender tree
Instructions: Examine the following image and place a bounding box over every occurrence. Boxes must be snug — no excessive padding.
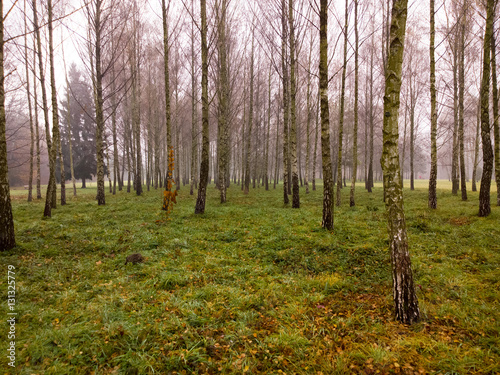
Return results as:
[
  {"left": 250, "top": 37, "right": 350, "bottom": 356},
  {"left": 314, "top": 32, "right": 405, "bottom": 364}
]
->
[
  {"left": 479, "top": 0, "right": 495, "bottom": 217},
  {"left": 244, "top": 28, "right": 255, "bottom": 195},
  {"left": 89, "top": 0, "right": 106, "bottom": 205},
  {"left": 62, "top": 39, "right": 77, "bottom": 198},
  {"left": 195, "top": 0, "right": 209, "bottom": 214},
  {"left": 428, "top": 0, "right": 438, "bottom": 209},
  {"left": 216, "top": 0, "right": 229, "bottom": 203},
  {"left": 0, "top": 0, "right": 16, "bottom": 250},
  {"left": 190, "top": 0, "right": 198, "bottom": 196},
  {"left": 33, "top": 37, "right": 41, "bottom": 200},
  {"left": 349, "top": 0, "right": 359, "bottom": 207},
  {"left": 381, "top": 0, "right": 420, "bottom": 324},
  {"left": 24, "top": 3, "right": 34, "bottom": 203},
  {"left": 319, "top": 0, "right": 334, "bottom": 230},
  {"left": 281, "top": 0, "right": 290, "bottom": 204},
  {"left": 45, "top": 0, "right": 63, "bottom": 215},
  {"left": 491, "top": 15, "right": 500, "bottom": 206},
  {"left": 458, "top": 0, "right": 467, "bottom": 201},
  {"left": 305, "top": 33, "right": 313, "bottom": 195},
  {"left": 33, "top": 0, "right": 54, "bottom": 215},
  {"left": 289, "top": 0, "right": 299, "bottom": 208},
  {"left": 336, "top": 0, "right": 349, "bottom": 207}
]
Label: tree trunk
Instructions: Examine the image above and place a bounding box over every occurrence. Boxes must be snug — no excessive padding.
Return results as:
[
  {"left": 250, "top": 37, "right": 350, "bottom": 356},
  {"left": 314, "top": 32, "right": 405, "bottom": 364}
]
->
[
  {"left": 24, "top": 9, "right": 34, "bottom": 203},
  {"left": 479, "top": 0, "right": 495, "bottom": 217},
  {"left": 281, "top": 0, "right": 290, "bottom": 204},
  {"left": 451, "top": 34, "right": 459, "bottom": 196},
  {"left": 190, "top": 0, "right": 198, "bottom": 196},
  {"left": 62, "top": 47, "right": 77, "bottom": 198},
  {"left": 131, "top": 24, "right": 142, "bottom": 196},
  {"left": 305, "top": 35, "right": 313, "bottom": 195},
  {"left": 195, "top": 0, "right": 210, "bottom": 214},
  {"left": 349, "top": 0, "right": 359, "bottom": 207},
  {"left": 94, "top": 0, "right": 106, "bottom": 206},
  {"left": 34, "top": 52, "right": 41, "bottom": 200},
  {"left": 33, "top": 0, "right": 54, "bottom": 216},
  {"left": 381, "top": 0, "right": 420, "bottom": 325},
  {"left": 410, "top": 97, "right": 415, "bottom": 191},
  {"left": 0, "top": 0, "right": 16, "bottom": 250},
  {"left": 491, "top": 20, "right": 500, "bottom": 206},
  {"left": 458, "top": 3, "right": 467, "bottom": 201},
  {"left": 472, "top": 99, "right": 480, "bottom": 192},
  {"left": 274, "top": 108, "right": 280, "bottom": 189},
  {"left": 312, "top": 92, "right": 319, "bottom": 191},
  {"left": 245, "top": 29, "right": 255, "bottom": 195},
  {"left": 336, "top": 0, "right": 348, "bottom": 207},
  {"left": 320, "top": 0, "right": 334, "bottom": 230},
  {"left": 46, "top": 0, "right": 62, "bottom": 214},
  {"left": 216, "top": 0, "right": 229, "bottom": 203},
  {"left": 428, "top": 0, "right": 438, "bottom": 209},
  {"left": 289, "top": 0, "right": 299, "bottom": 208},
  {"left": 58, "top": 133, "right": 66, "bottom": 205},
  {"left": 110, "top": 41, "right": 120, "bottom": 195},
  {"left": 265, "top": 66, "right": 272, "bottom": 191}
]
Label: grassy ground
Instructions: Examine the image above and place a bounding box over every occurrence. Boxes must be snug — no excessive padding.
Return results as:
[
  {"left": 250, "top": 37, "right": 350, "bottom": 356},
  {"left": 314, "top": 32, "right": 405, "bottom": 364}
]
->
[{"left": 1, "top": 180, "right": 499, "bottom": 374}]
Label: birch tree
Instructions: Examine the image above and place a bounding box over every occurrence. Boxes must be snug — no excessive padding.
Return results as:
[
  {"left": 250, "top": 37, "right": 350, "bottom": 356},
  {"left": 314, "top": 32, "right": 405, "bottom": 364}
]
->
[
  {"left": 478, "top": 0, "right": 495, "bottom": 217},
  {"left": 380, "top": 0, "right": 420, "bottom": 324},
  {"left": 195, "top": 0, "right": 209, "bottom": 214},
  {"left": 319, "top": 0, "right": 334, "bottom": 230},
  {"left": 428, "top": 0, "right": 437, "bottom": 209},
  {"left": 0, "top": 0, "right": 16, "bottom": 250}
]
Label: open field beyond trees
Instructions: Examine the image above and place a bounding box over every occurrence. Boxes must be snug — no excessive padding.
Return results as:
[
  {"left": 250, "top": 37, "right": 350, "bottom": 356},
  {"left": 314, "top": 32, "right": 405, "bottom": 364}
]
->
[{"left": 1, "top": 180, "right": 499, "bottom": 374}]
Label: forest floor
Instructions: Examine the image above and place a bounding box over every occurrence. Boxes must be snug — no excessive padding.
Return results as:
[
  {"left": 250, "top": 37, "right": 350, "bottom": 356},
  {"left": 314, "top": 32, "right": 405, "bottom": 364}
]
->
[{"left": 1, "top": 180, "right": 499, "bottom": 374}]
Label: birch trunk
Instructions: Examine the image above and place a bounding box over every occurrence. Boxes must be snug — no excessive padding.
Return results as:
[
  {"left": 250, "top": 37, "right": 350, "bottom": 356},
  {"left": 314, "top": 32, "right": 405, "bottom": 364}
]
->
[
  {"left": 320, "top": 0, "right": 334, "bottom": 230},
  {"left": 216, "top": 0, "right": 229, "bottom": 203},
  {"left": 336, "top": 0, "right": 348, "bottom": 207},
  {"left": 381, "top": 0, "right": 420, "bottom": 324},
  {"left": 195, "top": 0, "right": 210, "bottom": 214},
  {"left": 349, "top": 0, "right": 359, "bottom": 207},
  {"left": 479, "top": 0, "right": 495, "bottom": 217},
  {"left": 428, "top": 0, "right": 438, "bottom": 208},
  {"left": 93, "top": 0, "right": 106, "bottom": 205},
  {"left": 190, "top": 0, "right": 198, "bottom": 196},
  {"left": 46, "top": 0, "right": 62, "bottom": 214},
  {"left": 458, "top": 3, "right": 467, "bottom": 201},
  {"left": 289, "top": 0, "right": 299, "bottom": 208},
  {"left": 491, "top": 21, "right": 500, "bottom": 206},
  {"left": 33, "top": 0, "right": 54, "bottom": 216},
  {"left": 24, "top": 8, "right": 34, "bottom": 203},
  {"left": 281, "top": 0, "right": 290, "bottom": 204},
  {"left": 244, "top": 30, "right": 255, "bottom": 195},
  {"left": 0, "top": 0, "right": 16, "bottom": 250}
]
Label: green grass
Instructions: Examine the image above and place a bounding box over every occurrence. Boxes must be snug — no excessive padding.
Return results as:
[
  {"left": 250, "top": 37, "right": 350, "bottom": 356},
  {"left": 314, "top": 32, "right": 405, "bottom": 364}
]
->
[{"left": 1, "top": 180, "right": 499, "bottom": 374}]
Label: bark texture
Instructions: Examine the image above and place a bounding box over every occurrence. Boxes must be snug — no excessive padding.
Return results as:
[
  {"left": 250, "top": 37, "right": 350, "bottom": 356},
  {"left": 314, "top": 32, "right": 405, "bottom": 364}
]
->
[
  {"left": 0, "top": 0, "right": 16, "bottom": 250},
  {"left": 458, "top": 3, "right": 466, "bottom": 201},
  {"left": 479, "top": 0, "right": 495, "bottom": 217},
  {"left": 289, "top": 0, "right": 299, "bottom": 208},
  {"left": 195, "top": 0, "right": 209, "bottom": 214},
  {"left": 319, "top": 0, "right": 334, "bottom": 230},
  {"left": 381, "top": 0, "right": 420, "bottom": 325},
  {"left": 281, "top": 0, "right": 289, "bottom": 204},
  {"left": 428, "top": 0, "right": 437, "bottom": 209},
  {"left": 491, "top": 22, "right": 500, "bottom": 206},
  {"left": 93, "top": 0, "right": 106, "bottom": 206},
  {"left": 216, "top": 0, "right": 229, "bottom": 203},
  {"left": 336, "top": 0, "right": 348, "bottom": 207},
  {"left": 349, "top": 0, "right": 359, "bottom": 207},
  {"left": 46, "top": 0, "right": 62, "bottom": 213}
]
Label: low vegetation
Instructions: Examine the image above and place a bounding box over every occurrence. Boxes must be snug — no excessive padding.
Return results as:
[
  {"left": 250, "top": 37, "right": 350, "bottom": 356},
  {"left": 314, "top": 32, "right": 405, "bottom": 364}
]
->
[{"left": 1, "top": 181, "right": 499, "bottom": 374}]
